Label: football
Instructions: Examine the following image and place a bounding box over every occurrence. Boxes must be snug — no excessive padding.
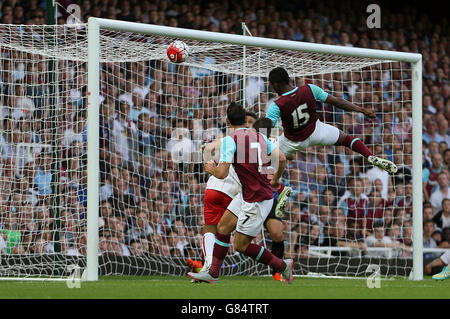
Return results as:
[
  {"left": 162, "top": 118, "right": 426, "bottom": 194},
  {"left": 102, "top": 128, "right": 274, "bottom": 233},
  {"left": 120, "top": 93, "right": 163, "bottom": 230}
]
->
[{"left": 167, "top": 40, "right": 190, "bottom": 63}]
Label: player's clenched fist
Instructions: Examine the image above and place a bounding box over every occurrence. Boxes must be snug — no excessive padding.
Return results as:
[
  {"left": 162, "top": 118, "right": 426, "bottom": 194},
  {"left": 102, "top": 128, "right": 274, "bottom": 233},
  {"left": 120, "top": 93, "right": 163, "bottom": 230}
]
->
[
  {"left": 362, "top": 108, "right": 376, "bottom": 118},
  {"left": 270, "top": 178, "right": 281, "bottom": 190},
  {"left": 204, "top": 160, "right": 217, "bottom": 175}
]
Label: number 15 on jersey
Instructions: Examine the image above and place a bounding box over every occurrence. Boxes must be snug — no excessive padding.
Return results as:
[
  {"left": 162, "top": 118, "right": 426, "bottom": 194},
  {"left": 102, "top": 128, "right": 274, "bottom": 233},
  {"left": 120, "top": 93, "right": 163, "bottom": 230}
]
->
[{"left": 291, "top": 103, "right": 310, "bottom": 129}]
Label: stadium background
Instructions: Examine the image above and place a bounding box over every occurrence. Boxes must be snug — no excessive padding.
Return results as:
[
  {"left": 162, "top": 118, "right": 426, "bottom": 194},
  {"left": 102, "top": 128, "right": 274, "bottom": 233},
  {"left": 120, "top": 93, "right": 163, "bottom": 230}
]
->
[{"left": 0, "top": 0, "right": 448, "bottom": 278}]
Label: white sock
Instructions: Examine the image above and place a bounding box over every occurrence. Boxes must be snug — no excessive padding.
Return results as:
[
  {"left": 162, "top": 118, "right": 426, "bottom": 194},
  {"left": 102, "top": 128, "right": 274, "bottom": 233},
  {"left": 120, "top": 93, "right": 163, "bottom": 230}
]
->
[{"left": 202, "top": 232, "right": 216, "bottom": 269}]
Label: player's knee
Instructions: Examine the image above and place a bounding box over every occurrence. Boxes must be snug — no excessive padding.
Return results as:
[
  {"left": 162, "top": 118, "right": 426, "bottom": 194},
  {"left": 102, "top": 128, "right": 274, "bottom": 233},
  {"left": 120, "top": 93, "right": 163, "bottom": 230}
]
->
[
  {"left": 267, "top": 221, "right": 284, "bottom": 242},
  {"left": 217, "top": 223, "right": 231, "bottom": 235},
  {"left": 271, "top": 232, "right": 283, "bottom": 243}
]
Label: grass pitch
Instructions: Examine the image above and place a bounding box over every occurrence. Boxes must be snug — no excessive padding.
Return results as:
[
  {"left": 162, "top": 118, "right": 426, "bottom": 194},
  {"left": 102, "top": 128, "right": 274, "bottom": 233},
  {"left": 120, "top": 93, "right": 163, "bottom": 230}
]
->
[{"left": 0, "top": 275, "right": 449, "bottom": 299}]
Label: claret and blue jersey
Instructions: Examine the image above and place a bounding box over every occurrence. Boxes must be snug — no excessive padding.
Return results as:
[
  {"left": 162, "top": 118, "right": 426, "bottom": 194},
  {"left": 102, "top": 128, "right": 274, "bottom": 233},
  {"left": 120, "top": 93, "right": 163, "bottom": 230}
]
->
[
  {"left": 219, "top": 127, "right": 275, "bottom": 203},
  {"left": 266, "top": 84, "right": 329, "bottom": 142}
]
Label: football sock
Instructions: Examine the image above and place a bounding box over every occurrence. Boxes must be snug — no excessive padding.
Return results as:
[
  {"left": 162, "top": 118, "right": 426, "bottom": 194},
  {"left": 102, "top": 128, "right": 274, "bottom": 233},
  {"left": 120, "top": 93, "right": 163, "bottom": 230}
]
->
[
  {"left": 343, "top": 135, "right": 373, "bottom": 158},
  {"left": 244, "top": 243, "right": 286, "bottom": 273},
  {"left": 208, "top": 232, "right": 230, "bottom": 278},
  {"left": 202, "top": 232, "right": 215, "bottom": 266},
  {"left": 271, "top": 241, "right": 285, "bottom": 274}
]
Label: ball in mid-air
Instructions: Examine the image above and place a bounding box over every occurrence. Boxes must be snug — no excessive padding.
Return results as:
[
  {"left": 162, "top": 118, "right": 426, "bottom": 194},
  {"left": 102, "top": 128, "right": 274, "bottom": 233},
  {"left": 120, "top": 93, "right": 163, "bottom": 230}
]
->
[{"left": 167, "top": 40, "right": 190, "bottom": 63}]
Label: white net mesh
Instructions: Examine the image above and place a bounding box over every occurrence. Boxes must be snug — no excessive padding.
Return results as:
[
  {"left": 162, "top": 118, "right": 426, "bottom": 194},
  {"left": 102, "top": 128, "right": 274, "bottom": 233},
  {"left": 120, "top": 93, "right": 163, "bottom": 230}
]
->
[{"left": 0, "top": 23, "right": 414, "bottom": 278}]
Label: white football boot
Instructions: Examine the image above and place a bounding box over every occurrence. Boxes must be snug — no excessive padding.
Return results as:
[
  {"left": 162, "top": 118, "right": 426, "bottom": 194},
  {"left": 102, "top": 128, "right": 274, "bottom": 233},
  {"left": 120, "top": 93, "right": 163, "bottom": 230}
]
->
[{"left": 368, "top": 156, "right": 398, "bottom": 174}]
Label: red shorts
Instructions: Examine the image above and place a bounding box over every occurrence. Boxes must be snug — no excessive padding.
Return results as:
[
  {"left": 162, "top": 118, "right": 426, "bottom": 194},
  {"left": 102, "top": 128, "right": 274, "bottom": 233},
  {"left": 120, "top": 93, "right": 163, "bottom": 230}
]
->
[{"left": 203, "top": 189, "right": 233, "bottom": 225}]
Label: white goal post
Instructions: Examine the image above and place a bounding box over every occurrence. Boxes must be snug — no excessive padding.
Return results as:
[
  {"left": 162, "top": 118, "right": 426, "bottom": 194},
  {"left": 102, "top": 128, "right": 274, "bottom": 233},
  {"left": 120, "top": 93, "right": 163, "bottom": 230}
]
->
[{"left": 85, "top": 18, "right": 423, "bottom": 281}]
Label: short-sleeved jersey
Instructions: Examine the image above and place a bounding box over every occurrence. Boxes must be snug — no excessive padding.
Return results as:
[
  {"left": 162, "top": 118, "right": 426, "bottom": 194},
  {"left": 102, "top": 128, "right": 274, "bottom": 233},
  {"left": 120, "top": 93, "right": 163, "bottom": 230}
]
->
[
  {"left": 266, "top": 84, "right": 328, "bottom": 142},
  {"left": 219, "top": 128, "right": 274, "bottom": 203}
]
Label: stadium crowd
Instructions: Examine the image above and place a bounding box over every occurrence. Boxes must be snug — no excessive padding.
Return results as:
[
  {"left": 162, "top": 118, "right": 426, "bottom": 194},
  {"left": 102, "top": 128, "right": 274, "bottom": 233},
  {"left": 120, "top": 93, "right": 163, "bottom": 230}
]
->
[{"left": 0, "top": 0, "right": 449, "bottom": 268}]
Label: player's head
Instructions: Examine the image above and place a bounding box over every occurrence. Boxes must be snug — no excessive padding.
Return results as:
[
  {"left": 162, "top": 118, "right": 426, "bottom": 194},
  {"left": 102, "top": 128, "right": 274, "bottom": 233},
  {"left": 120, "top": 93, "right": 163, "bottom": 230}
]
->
[
  {"left": 245, "top": 111, "right": 257, "bottom": 128},
  {"left": 269, "top": 67, "right": 290, "bottom": 95},
  {"left": 226, "top": 102, "right": 246, "bottom": 126},
  {"left": 253, "top": 117, "right": 273, "bottom": 138}
]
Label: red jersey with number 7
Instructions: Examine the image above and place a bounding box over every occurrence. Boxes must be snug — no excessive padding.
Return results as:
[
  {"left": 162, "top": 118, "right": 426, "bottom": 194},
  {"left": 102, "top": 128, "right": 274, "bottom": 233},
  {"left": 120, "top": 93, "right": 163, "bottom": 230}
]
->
[{"left": 275, "top": 85, "right": 320, "bottom": 142}]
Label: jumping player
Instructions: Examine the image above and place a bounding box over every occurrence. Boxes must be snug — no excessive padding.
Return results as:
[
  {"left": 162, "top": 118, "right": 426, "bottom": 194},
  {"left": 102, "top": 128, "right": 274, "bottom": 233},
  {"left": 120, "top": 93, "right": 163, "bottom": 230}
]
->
[
  {"left": 266, "top": 67, "right": 397, "bottom": 174},
  {"left": 246, "top": 111, "right": 292, "bottom": 221},
  {"left": 188, "top": 102, "right": 293, "bottom": 284}
]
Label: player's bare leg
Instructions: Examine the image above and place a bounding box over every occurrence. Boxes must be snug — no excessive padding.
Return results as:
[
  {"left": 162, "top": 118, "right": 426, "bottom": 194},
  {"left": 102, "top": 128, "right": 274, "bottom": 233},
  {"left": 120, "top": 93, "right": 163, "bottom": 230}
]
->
[
  {"left": 336, "top": 131, "right": 397, "bottom": 174},
  {"left": 425, "top": 257, "right": 445, "bottom": 275}
]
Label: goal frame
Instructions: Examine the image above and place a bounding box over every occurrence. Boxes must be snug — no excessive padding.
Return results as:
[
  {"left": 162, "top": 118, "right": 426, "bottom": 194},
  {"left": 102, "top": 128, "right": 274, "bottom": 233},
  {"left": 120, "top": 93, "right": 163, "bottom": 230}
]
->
[{"left": 85, "top": 17, "right": 423, "bottom": 281}]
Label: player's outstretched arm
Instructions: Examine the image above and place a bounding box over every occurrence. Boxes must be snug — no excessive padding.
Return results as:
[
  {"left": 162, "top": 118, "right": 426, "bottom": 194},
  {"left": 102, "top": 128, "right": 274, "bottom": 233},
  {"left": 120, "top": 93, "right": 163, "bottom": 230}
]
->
[{"left": 326, "top": 95, "right": 376, "bottom": 119}]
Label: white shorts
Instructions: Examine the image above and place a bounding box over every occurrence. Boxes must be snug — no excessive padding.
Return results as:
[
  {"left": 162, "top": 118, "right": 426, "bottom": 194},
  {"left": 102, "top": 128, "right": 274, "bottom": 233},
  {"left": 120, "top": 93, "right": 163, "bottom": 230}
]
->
[
  {"left": 440, "top": 250, "right": 450, "bottom": 265},
  {"left": 278, "top": 119, "right": 340, "bottom": 158},
  {"left": 227, "top": 192, "right": 274, "bottom": 238}
]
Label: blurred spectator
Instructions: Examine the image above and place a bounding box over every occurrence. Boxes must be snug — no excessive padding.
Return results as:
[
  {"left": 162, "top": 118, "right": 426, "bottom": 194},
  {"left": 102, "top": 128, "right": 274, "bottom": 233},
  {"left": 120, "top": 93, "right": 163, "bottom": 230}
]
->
[
  {"left": 423, "top": 204, "right": 436, "bottom": 224},
  {"left": 365, "top": 221, "right": 409, "bottom": 258},
  {"left": 320, "top": 188, "right": 336, "bottom": 207},
  {"left": 129, "top": 208, "right": 153, "bottom": 240},
  {"left": 321, "top": 221, "right": 366, "bottom": 257},
  {"left": 430, "top": 172, "right": 450, "bottom": 213},
  {"left": 366, "top": 189, "right": 386, "bottom": 232},
  {"left": 62, "top": 111, "right": 86, "bottom": 148},
  {"left": 433, "top": 198, "right": 450, "bottom": 230},
  {"left": 344, "top": 220, "right": 368, "bottom": 256},
  {"left": 424, "top": 152, "right": 444, "bottom": 200},
  {"left": 283, "top": 167, "right": 309, "bottom": 200},
  {"left": 327, "top": 162, "right": 347, "bottom": 198},
  {"left": 423, "top": 219, "right": 440, "bottom": 260},
  {"left": 439, "top": 228, "right": 450, "bottom": 248},
  {"left": 33, "top": 151, "right": 53, "bottom": 198},
  {"left": 338, "top": 178, "right": 369, "bottom": 236},
  {"left": 423, "top": 118, "right": 444, "bottom": 144},
  {"left": 129, "top": 240, "right": 145, "bottom": 256},
  {"left": 112, "top": 100, "right": 137, "bottom": 165},
  {"left": 107, "top": 236, "right": 124, "bottom": 256},
  {"left": 401, "top": 226, "right": 413, "bottom": 248},
  {"left": 396, "top": 183, "right": 413, "bottom": 217}
]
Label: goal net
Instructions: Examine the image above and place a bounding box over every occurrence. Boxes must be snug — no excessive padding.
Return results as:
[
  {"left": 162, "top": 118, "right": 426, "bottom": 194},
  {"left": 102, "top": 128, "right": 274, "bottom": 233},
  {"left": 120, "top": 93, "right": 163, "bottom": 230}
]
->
[{"left": 0, "top": 21, "right": 421, "bottom": 279}]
